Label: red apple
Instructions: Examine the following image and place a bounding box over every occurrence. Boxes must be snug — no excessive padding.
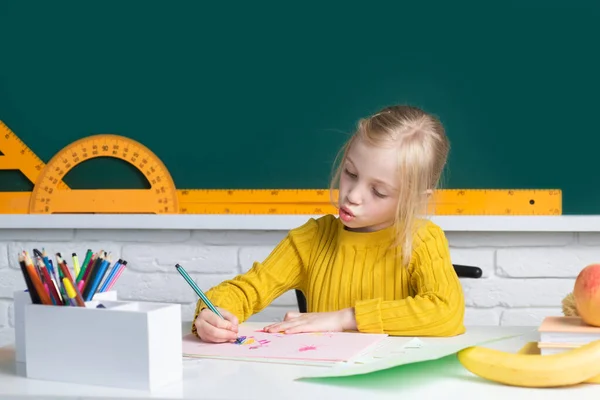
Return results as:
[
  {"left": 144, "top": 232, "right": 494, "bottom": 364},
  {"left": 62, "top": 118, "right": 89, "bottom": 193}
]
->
[{"left": 574, "top": 263, "right": 600, "bottom": 326}]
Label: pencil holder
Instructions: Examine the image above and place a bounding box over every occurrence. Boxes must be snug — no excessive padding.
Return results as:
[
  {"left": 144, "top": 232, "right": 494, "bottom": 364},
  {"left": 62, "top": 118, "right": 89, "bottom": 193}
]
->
[
  {"left": 13, "top": 289, "right": 118, "bottom": 365},
  {"left": 22, "top": 298, "right": 182, "bottom": 391}
]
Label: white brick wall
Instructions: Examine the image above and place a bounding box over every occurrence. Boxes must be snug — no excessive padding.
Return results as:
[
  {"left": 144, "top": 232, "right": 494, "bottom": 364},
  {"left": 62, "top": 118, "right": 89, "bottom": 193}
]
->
[{"left": 0, "top": 228, "right": 588, "bottom": 347}]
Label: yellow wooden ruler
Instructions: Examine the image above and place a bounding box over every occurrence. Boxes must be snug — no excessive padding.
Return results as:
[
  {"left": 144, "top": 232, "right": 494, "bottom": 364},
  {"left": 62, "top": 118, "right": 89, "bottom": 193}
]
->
[
  {"left": 177, "top": 188, "right": 562, "bottom": 215},
  {"left": 0, "top": 120, "right": 562, "bottom": 215}
]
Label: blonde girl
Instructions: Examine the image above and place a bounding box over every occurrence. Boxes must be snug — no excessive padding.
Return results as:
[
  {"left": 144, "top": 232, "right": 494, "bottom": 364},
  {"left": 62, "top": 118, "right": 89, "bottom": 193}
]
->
[{"left": 193, "top": 104, "right": 465, "bottom": 342}]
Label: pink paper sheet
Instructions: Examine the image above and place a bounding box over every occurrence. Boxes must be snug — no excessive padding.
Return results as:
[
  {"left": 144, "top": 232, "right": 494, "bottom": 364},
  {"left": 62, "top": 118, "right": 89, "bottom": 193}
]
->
[{"left": 182, "top": 326, "right": 388, "bottom": 362}]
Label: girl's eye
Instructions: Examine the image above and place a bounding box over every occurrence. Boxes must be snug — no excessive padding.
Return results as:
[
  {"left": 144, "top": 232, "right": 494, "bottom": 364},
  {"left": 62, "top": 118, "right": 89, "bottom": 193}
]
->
[
  {"left": 373, "top": 189, "right": 387, "bottom": 198},
  {"left": 344, "top": 169, "right": 357, "bottom": 178}
]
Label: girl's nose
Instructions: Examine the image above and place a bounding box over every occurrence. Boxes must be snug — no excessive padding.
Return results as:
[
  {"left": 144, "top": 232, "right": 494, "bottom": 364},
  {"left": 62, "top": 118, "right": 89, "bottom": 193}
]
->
[{"left": 346, "top": 189, "right": 361, "bottom": 205}]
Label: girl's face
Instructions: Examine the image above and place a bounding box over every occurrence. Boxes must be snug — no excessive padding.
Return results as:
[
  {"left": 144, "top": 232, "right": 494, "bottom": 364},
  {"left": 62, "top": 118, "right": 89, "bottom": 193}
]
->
[{"left": 338, "top": 138, "right": 400, "bottom": 232}]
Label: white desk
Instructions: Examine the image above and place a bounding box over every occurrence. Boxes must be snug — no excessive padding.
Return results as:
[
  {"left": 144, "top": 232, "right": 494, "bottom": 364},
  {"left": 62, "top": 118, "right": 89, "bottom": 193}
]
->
[{"left": 0, "top": 323, "right": 598, "bottom": 400}]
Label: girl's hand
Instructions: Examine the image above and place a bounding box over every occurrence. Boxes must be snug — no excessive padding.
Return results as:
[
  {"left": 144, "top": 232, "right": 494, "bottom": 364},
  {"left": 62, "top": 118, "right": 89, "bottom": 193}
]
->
[
  {"left": 194, "top": 307, "right": 239, "bottom": 343},
  {"left": 263, "top": 308, "right": 356, "bottom": 334}
]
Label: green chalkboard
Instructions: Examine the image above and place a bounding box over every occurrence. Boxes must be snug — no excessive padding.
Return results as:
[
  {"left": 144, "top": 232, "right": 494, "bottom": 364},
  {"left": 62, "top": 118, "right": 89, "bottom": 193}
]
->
[{"left": 1, "top": 1, "right": 598, "bottom": 214}]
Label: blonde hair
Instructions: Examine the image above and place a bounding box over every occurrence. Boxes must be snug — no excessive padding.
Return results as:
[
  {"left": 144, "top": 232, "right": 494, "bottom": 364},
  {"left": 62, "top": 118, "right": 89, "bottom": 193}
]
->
[{"left": 329, "top": 105, "right": 450, "bottom": 267}]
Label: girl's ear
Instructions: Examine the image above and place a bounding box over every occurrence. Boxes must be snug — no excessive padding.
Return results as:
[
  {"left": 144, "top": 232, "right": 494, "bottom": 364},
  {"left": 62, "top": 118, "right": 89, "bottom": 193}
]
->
[{"left": 424, "top": 189, "right": 433, "bottom": 197}]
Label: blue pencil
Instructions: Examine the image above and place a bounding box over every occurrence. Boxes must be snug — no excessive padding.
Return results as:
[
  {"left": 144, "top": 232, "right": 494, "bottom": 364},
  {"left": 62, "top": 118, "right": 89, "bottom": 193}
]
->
[
  {"left": 84, "top": 258, "right": 111, "bottom": 301},
  {"left": 98, "top": 259, "right": 122, "bottom": 292},
  {"left": 175, "top": 263, "right": 223, "bottom": 319}
]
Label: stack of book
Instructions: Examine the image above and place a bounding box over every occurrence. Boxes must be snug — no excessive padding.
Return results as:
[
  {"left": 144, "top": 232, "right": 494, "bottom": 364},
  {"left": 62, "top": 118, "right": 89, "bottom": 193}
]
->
[{"left": 538, "top": 316, "right": 600, "bottom": 355}]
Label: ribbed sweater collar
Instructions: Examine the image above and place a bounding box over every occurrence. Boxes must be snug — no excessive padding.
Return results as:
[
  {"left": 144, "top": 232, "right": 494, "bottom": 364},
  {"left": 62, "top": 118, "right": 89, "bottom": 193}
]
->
[{"left": 335, "top": 217, "right": 397, "bottom": 246}]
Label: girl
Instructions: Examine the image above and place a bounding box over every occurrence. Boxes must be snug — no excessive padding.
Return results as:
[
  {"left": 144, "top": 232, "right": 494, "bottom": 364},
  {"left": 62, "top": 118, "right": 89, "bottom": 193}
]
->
[{"left": 193, "top": 105, "right": 466, "bottom": 342}]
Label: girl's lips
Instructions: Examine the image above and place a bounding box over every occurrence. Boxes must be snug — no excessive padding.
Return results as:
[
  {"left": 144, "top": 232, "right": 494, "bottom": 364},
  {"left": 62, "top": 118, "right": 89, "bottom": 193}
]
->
[{"left": 340, "top": 206, "right": 355, "bottom": 222}]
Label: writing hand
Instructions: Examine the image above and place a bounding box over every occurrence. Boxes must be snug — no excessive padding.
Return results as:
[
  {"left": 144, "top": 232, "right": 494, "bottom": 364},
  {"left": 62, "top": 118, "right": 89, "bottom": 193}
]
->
[{"left": 195, "top": 307, "right": 239, "bottom": 343}]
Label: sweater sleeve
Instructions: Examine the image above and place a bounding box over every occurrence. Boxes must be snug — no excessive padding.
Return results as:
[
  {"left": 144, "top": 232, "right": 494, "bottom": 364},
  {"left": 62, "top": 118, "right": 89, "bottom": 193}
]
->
[
  {"left": 191, "top": 218, "right": 318, "bottom": 337},
  {"left": 353, "top": 223, "right": 466, "bottom": 337}
]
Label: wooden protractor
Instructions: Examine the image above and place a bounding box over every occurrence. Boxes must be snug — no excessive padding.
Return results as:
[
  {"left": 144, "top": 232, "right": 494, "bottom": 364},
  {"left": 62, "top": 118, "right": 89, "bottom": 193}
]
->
[{"left": 28, "top": 134, "right": 178, "bottom": 214}]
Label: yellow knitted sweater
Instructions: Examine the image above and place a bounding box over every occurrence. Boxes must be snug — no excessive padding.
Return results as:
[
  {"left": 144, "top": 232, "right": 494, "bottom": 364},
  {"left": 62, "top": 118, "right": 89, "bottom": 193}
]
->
[{"left": 192, "top": 214, "right": 465, "bottom": 337}]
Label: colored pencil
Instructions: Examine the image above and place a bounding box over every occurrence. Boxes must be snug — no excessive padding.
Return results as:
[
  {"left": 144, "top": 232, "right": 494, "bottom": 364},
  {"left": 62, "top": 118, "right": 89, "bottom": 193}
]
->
[
  {"left": 105, "top": 261, "right": 127, "bottom": 291},
  {"left": 40, "top": 249, "right": 64, "bottom": 304},
  {"left": 72, "top": 253, "right": 80, "bottom": 278},
  {"left": 175, "top": 263, "right": 223, "bottom": 318},
  {"left": 84, "top": 255, "right": 112, "bottom": 301},
  {"left": 56, "top": 255, "right": 85, "bottom": 307},
  {"left": 98, "top": 259, "right": 121, "bottom": 292},
  {"left": 23, "top": 253, "right": 52, "bottom": 305},
  {"left": 38, "top": 259, "right": 61, "bottom": 305},
  {"left": 82, "top": 252, "right": 104, "bottom": 299},
  {"left": 16, "top": 248, "right": 129, "bottom": 307},
  {"left": 76, "top": 249, "right": 93, "bottom": 283},
  {"left": 18, "top": 253, "right": 41, "bottom": 304},
  {"left": 81, "top": 251, "right": 99, "bottom": 283}
]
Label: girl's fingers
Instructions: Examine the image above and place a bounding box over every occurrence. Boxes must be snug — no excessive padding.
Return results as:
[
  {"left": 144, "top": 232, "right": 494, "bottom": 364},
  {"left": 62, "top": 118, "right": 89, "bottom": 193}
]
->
[
  {"left": 283, "top": 311, "right": 302, "bottom": 321},
  {"left": 283, "top": 324, "right": 315, "bottom": 334},
  {"left": 267, "top": 319, "right": 305, "bottom": 333},
  {"left": 199, "top": 319, "right": 238, "bottom": 342},
  {"left": 219, "top": 308, "right": 240, "bottom": 326},
  {"left": 202, "top": 309, "right": 238, "bottom": 332}
]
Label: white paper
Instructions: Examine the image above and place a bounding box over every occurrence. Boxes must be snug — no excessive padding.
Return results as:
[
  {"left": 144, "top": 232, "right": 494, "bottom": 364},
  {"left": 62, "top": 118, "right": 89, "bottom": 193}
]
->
[{"left": 296, "top": 328, "right": 530, "bottom": 379}]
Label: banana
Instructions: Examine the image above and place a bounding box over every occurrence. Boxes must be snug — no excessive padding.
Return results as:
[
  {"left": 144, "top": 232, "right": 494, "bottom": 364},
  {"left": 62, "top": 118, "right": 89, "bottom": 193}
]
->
[
  {"left": 517, "top": 341, "right": 600, "bottom": 384},
  {"left": 457, "top": 339, "right": 600, "bottom": 387}
]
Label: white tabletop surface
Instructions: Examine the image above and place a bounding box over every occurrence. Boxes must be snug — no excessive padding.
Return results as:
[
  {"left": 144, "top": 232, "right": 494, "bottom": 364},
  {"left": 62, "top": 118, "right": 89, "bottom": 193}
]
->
[{"left": 1, "top": 322, "right": 599, "bottom": 400}]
